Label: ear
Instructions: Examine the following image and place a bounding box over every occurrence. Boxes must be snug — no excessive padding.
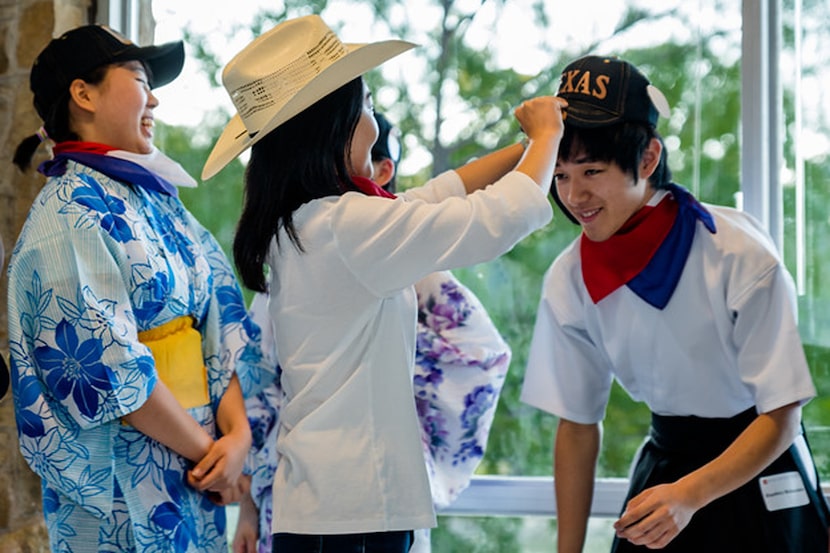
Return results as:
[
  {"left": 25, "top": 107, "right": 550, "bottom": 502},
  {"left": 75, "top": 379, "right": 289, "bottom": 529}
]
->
[
  {"left": 372, "top": 157, "right": 397, "bottom": 187},
  {"left": 68, "top": 78, "right": 97, "bottom": 113},
  {"left": 639, "top": 137, "right": 662, "bottom": 180}
]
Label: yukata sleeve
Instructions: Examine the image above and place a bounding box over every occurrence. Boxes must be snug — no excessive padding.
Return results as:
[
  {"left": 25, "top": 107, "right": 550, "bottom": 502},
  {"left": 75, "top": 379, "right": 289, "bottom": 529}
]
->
[
  {"left": 413, "top": 271, "right": 511, "bottom": 508},
  {"left": 191, "top": 223, "right": 273, "bottom": 405},
  {"left": 6, "top": 183, "right": 165, "bottom": 517},
  {"left": 8, "top": 193, "right": 157, "bottom": 430},
  {"left": 244, "top": 380, "right": 281, "bottom": 553},
  {"left": 241, "top": 292, "right": 282, "bottom": 469},
  {"left": 241, "top": 292, "right": 282, "bottom": 551}
]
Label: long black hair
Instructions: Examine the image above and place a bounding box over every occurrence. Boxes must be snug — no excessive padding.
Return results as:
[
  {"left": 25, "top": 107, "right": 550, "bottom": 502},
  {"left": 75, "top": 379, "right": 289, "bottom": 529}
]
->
[{"left": 233, "top": 76, "right": 365, "bottom": 293}]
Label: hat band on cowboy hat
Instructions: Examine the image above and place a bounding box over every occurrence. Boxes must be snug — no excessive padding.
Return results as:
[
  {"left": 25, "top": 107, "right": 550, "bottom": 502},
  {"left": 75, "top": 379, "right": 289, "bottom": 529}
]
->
[
  {"left": 230, "top": 29, "right": 349, "bottom": 131},
  {"left": 202, "top": 15, "right": 416, "bottom": 180}
]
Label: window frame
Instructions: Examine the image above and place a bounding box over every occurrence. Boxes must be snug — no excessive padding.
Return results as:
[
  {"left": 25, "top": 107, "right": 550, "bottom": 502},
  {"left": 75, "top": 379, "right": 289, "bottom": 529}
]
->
[{"left": 98, "top": 0, "right": 141, "bottom": 39}]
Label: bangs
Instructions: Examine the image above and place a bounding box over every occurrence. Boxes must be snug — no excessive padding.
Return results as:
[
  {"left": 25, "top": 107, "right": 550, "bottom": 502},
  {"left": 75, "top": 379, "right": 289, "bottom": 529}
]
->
[
  {"left": 558, "top": 123, "right": 651, "bottom": 182},
  {"left": 559, "top": 126, "right": 621, "bottom": 165}
]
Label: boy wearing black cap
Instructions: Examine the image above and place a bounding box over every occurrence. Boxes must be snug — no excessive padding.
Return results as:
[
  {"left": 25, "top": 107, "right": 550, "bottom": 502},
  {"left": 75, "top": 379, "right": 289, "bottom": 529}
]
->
[{"left": 521, "top": 56, "right": 830, "bottom": 552}]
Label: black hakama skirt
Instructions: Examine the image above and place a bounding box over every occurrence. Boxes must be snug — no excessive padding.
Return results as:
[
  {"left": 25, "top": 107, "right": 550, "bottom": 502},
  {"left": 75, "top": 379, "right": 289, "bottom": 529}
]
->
[{"left": 611, "top": 408, "right": 830, "bottom": 553}]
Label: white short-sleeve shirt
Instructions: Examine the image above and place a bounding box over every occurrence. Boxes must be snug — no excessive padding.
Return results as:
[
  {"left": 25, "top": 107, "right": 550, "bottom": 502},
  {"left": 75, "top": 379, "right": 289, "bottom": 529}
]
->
[{"left": 521, "top": 203, "right": 816, "bottom": 424}]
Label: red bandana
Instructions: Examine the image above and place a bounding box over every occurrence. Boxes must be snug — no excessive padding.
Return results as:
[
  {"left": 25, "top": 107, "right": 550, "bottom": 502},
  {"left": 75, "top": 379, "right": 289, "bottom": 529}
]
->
[
  {"left": 351, "top": 175, "right": 396, "bottom": 199},
  {"left": 580, "top": 195, "right": 678, "bottom": 304},
  {"left": 53, "top": 141, "right": 116, "bottom": 155}
]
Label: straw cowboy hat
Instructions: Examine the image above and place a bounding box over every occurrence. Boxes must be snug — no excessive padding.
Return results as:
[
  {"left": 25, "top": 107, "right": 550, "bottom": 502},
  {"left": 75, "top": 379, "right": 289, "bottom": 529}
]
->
[{"left": 202, "top": 15, "right": 416, "bottom": 180}]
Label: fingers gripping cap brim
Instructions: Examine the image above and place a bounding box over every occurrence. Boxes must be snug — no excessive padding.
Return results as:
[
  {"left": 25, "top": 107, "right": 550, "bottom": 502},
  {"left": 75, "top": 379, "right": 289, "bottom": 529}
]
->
[{"left": 201, "top": 40, "right": 416, "bottom": 180}]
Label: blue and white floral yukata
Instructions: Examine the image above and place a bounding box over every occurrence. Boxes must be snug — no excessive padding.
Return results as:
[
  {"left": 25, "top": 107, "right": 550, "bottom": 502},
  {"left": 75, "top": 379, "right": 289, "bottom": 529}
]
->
[{"left": 7, "top": 144, "right": 267, "bottom": 553}]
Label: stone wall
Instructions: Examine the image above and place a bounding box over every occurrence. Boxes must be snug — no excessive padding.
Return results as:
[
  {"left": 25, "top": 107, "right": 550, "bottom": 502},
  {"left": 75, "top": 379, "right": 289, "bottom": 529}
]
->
[{"left": 0, "top": 1, "right": 92, "bottom": 550}]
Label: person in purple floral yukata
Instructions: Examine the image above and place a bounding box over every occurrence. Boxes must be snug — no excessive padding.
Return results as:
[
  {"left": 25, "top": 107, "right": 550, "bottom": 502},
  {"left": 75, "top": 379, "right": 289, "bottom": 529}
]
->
[{"left": 232, "top": 112, "right": 514, "bottom": 553}]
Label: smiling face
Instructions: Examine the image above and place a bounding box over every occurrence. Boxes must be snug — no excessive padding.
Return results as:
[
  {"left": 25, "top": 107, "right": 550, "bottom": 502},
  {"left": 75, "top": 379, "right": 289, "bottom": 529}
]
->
[
  {"left": 555, "top": 137, "right": 662, "bottom": 242},
  {"left": 71, "top": 61, "right": 159, "bottom": 153}
]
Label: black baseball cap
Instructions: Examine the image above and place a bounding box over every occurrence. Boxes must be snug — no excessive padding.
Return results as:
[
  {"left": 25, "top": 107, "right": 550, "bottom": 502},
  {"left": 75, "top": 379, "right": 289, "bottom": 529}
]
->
[
  {"left": 557, "top": 55, "right": 670, "bottom": 128},
  {"left": 30, "top": 24, "right": 185, "bottom": 121}
]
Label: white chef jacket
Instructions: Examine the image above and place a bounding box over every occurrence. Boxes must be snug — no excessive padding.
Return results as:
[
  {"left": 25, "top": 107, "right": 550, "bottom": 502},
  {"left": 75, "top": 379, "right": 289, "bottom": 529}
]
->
[{"left": 269, "top": 170, "right": 552, "bottom": 534}]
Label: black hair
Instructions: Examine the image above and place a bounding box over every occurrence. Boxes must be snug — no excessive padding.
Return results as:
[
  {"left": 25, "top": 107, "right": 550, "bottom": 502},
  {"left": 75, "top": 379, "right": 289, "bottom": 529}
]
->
[
  {"left": 559, "top": 122, "right": 671, "bottom": 188},
  {"left": 233, "top": 76, "right": 365, "bottom": 293},
  {"left": 552, "top": 122, "right": 672, "bottom": 223},
  {"left": 13, "top": 64, "right": 111, "bottom": 171}
]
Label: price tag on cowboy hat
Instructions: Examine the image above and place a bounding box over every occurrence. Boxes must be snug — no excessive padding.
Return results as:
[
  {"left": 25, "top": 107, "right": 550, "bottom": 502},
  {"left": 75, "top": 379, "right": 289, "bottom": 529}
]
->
[{"left": 758, "top": 471, "right": 809, "bottom": 511}]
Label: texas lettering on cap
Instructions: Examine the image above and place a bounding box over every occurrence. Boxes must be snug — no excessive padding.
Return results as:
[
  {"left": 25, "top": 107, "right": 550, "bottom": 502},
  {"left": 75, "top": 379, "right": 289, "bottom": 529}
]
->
[{"left": 556, "top": 55, "right": 669, "bottom": 128}]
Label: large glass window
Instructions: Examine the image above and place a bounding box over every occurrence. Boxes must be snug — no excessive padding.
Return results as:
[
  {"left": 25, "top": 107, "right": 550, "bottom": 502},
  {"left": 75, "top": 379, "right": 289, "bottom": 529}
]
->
[
  {"left": 123, "top": 0, "right": 828, "bottom": 550},
  {"left": 782, "top": 0, "right": 830, "bottom": 476}
]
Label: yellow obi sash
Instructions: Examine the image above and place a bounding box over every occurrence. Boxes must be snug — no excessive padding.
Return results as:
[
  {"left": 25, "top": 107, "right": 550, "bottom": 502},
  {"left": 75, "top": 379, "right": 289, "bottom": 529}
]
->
[{"left": 138, "top": 316, "right": 209, "bottom": 409}]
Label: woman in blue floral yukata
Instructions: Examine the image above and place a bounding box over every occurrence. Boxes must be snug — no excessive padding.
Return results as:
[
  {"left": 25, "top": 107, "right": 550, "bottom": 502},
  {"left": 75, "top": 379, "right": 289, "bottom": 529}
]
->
[
  {"left": 232, "top": 112, "right": 513, "bottom": 553},
  {"left": 8, "top": 25, "right": 267, "bottom": 552}
]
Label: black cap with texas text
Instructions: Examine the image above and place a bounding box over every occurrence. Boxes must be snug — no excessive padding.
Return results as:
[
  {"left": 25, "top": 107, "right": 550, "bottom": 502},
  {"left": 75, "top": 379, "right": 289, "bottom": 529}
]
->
[{"left": 557, "top": 55, "right": 670, "bottom": 128}]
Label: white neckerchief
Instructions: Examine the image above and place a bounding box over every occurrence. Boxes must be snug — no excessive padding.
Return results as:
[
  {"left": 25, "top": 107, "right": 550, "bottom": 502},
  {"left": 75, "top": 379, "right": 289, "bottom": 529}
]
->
[{"left": 108, "top": 147, "right": 198, "bottom": 188}]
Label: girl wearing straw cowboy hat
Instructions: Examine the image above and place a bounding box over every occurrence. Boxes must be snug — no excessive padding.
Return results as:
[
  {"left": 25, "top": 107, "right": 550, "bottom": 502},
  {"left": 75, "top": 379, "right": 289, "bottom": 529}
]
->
[
  {"left": 9, "top": 24, "right": 267, "bottom": 553},
  {"left": 206, "top": 15, "right": 566, "bottom": 552},
  {"left": 233, "top": 112, "right": 518, "bottom": 553}
]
